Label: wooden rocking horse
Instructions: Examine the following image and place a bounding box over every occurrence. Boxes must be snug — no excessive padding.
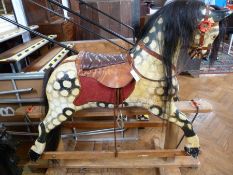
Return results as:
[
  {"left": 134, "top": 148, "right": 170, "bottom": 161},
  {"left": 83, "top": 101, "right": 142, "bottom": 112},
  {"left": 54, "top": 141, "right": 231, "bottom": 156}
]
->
[{"left": 29, "top": 0, "right": 232, "bottom": 161}]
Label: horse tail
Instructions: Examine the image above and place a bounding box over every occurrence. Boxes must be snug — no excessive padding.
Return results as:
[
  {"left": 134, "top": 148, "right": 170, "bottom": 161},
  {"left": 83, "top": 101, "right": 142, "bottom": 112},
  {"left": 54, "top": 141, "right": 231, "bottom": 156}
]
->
[
  {"left": 42, "top": 67, "right": 54, "bottom": 112},
  {"left": 41, "top": 68, "right": 61, "bottom": 152}
]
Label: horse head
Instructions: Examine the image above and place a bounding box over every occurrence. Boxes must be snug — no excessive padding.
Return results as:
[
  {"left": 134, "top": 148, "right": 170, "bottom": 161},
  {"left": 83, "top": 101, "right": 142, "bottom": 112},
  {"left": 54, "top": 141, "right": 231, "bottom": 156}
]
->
[{"left": 190, "top": 6, "right": 232, "bottom": 59}]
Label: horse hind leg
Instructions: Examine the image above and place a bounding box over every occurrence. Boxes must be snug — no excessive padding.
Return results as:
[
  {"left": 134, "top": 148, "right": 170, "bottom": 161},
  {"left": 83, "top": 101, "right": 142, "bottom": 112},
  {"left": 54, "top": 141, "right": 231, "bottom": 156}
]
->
[
  {"left": 29, "top": 106, "right": 76, "bottom": 161},
  {"left": 29, "top": 63, "right": 79, "bottom": 161}
]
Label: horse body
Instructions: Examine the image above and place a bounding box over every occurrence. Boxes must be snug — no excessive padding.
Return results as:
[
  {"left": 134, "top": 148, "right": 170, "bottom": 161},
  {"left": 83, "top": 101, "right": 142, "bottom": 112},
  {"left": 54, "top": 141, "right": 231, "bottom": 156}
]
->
[{"left": 29, "top": 0, "right": 231, "bottom": 161}]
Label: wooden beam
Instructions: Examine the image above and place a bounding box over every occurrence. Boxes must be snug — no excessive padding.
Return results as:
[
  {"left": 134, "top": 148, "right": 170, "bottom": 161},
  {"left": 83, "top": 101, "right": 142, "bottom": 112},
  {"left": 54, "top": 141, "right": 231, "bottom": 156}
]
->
[
  {"left": 63, "top": 118, "right": 165, "bottom": 129},
  {"left": 57, "top": 156, "right": 199, "bottom": 169},
  {"left": 154, "top": 139, "right": 182, "bottom": 175},
  {"left": 45, "top": 140, "right": 67, "bottom": 175},
  {"left": 159, "top": 167, "right": 182, "bottom": 175},
  {"left": 164, "top": 122, "right": 180, "bottom": 150},
  {"left": 15, "top": 105, "right": 45, "bottom": 119},
  {"left": 175, "top": 100, "right": 212, "bottom": 113},
  {"left": 41, "top": 149, "right": 186, "bottom": 160},
  {"left": 45, "top": 168, "right": 66, "bottom": 175},
  {"left": 27, "top": 155, "right": 199, "bottom": 169}
]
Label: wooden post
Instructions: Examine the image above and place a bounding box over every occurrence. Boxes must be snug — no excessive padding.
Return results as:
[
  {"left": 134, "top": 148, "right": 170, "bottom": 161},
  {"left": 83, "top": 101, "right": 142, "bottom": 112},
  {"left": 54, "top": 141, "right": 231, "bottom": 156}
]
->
[
  {"left": 154, "top": 130, "right": 182, "bottom": 175},
  {"left": 164, "top": 122, "right": 180, "bottom": 149},
  {"left": 45, "top": 140, "right": 67, "bottom": 175}
]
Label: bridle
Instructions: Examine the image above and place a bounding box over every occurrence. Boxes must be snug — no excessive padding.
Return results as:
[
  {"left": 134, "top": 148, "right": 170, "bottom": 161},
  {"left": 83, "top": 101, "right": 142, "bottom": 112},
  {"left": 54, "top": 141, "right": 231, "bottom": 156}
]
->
[{"left": 189, "top": 7, "right": 219, "bottom": 59}]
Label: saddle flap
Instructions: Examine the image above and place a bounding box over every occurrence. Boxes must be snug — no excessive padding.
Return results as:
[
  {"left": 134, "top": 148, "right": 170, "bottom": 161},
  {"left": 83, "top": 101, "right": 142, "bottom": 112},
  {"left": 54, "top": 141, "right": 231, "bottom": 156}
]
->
[{"left": 96, "top": 63, "right": 133, "bottom": 88}]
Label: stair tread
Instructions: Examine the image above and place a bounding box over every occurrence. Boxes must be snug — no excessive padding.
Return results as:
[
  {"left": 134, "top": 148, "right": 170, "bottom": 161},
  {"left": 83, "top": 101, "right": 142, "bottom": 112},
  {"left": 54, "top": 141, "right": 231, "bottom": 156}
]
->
[
  {"left": 24, "top": 46, "right": 64, "bottom": 72},
  {"left": 0, "top": 25, "right": 38, "bottom": 43},
  {"left": 0, "top": 34, "right": 57, "bottom": 63},
  {"left": 0, "top": 37, "right": 42, "bottom": 59}
]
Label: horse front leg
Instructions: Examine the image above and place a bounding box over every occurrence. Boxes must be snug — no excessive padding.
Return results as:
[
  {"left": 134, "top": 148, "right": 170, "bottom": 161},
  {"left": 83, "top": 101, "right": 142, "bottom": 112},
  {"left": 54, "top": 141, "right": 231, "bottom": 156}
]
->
[
  {"left": 148, "top": 104, "right": 200, "bottom": 158},
  {"left": 168, "top": 109, "right": 200, "bottom": 157}
]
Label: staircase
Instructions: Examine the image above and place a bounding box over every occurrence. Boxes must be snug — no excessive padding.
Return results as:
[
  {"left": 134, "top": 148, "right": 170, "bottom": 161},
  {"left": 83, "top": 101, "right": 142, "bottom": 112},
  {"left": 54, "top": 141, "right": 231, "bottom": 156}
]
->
[{"left": 0, "top": 14, "right": 17, "bottom": 34}]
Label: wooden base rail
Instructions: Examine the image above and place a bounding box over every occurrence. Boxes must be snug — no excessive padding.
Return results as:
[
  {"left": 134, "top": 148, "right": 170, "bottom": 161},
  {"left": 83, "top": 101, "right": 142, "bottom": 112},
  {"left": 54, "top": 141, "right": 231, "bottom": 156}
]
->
[
  {"left": 27, "top": 156, "right": 199, "bottom": 169},
  {"left": 41, "top": 149, "right": 186, "bottom": 160}
]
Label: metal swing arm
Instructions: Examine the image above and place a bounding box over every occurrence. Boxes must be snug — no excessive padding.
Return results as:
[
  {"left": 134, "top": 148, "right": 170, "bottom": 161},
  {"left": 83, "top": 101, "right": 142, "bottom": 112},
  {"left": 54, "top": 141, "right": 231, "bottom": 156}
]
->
[
  {"left": 29, "top": 0, "right": 128, "bottom": 51},
  {"left": 77, "top": 0, "right": 136, "bottom": 43},
  {"left": 48, "top": 0, "right": 135, "bottom": 46},
  {"left": 0, "top": 15, "right": 79, "bottom": 54}
]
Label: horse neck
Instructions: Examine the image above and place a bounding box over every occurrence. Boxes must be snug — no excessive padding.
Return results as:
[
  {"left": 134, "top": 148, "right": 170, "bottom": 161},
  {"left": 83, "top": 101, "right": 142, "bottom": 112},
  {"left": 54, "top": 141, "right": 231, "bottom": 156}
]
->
[{"left": 130, "top": 19, "right": 180, "bottom": 80}]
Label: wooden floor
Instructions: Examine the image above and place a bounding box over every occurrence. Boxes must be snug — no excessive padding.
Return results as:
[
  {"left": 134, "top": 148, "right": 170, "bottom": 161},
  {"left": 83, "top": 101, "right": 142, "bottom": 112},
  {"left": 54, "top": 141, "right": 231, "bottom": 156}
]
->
[
  {"left": 179, "top": 74, "right": 233, "bottom": 175},
  {"left": 21, "top": 74, "right": 233, "bottom": 175}
]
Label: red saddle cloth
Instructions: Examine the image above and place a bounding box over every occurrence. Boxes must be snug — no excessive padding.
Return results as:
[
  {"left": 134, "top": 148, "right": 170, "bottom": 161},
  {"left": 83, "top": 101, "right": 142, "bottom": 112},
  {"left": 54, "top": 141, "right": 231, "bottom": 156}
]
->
[{"left": 73, "top": 76, "right": 135, "bottom": 106}]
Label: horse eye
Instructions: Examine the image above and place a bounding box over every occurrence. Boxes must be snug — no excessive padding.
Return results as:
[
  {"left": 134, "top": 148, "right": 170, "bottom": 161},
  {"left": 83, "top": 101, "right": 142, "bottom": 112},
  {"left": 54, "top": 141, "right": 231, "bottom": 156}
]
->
[{"left": 212, "top": 35, "right": 217, "bottom": 39}]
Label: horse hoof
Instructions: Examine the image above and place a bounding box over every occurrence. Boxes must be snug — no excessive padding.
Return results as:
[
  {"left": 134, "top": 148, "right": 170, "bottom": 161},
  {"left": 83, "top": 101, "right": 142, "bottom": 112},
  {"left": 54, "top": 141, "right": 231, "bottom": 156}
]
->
[
  {"left": 184, "top": 147, "right": 200, "bottom": 158},
  {"left": 29, "top": 149, "right": 41, "bottom": 161}
]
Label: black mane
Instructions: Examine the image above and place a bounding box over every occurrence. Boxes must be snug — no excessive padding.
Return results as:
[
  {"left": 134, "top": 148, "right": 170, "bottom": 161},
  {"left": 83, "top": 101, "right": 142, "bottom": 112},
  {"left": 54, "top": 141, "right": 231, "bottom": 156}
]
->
[{"left": 138, "top": 0, "right": 206, "bottom": 73}]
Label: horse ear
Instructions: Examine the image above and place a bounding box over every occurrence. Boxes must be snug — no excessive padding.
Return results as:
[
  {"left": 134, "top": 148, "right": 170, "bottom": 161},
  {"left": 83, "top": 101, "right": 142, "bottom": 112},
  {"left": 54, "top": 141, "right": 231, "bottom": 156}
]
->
[{"left": 210, "top": 8, "right": 233, "bottom": 22}]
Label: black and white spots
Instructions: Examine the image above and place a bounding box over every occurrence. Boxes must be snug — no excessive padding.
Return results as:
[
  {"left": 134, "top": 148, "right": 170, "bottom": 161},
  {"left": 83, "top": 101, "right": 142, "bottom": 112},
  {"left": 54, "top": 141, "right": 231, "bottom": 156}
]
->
[
  {"left": 96, "top": 102, "right": 129, "bottom": 108},
  {"left": 51, "top": 118, "right": 61, "bottom": 126},
  {"left": 58, "top": 114, "right": 67, "bottom": 122},
  {"left": 71, "top": 80, "right": 80, "bottom": 96},
  {"left": 157, "top": 17, "right": 163, "bottom": 25},
  {"left": 53, "top": 70, "right": 80, "bottom": 97},
  {"left": 149, "top": 105, "right": 163, "bottom": 116},
  {"left": 133, "top": 46, "right": 143, "bottom": 59},
  {"left": 178, "top": 111, "right": 188, "bottom": 121},
  {"left": 155, "top": 87, "right": 165, "bottom": 96},
  {"left": 134, "top": 55, "right": 143, "bottom": 65},
  {"left": 149, "top": 26, "right": 156, "bottom": 34},
  {"left": 157, "top": 31, "right": 162, "bottom": 41},
  {"left": 153, "top": 80, "right": 178, "bottom": 97},
  {"left": 143, "top": 36, "right": 150, "bottom": 44},
  {"left": 63, "top": 107, "right": 75, "bottom": 118},
  {"left": 123, "top": 102, "right": 129, "bottom": 107},
  {"left": 53, "top": 81, "right": 60, "bottom": 90},
  {"left": 151, "top": 40, "right": 158, "bottom": 50},
  {"left": 96, "top": 102, "right": 114, "bottom": 108},
  {"left": 63, "top": 80, "right": 72, "bottom": 89},
  {"left": 97, "top": 102, "right": 108, "bottom": 108}
]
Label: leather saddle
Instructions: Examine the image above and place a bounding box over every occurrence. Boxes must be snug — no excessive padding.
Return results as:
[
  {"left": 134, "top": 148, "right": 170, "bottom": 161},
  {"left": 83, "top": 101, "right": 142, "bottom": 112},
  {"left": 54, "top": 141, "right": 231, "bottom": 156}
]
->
[{"left": 76, "top": 51, "right": 134, "bottom": 88}]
